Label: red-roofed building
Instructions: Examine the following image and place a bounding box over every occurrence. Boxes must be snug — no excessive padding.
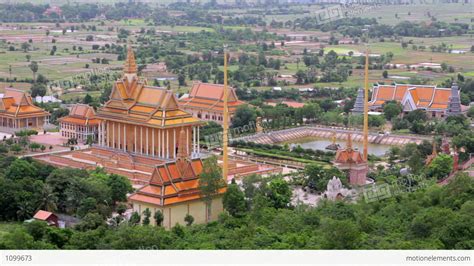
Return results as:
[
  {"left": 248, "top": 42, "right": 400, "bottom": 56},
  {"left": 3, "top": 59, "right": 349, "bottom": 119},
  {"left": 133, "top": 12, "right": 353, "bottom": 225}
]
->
[
  {"left": 369, "top": 83, "right": 463, "bottom": 118},
  {"left": 333, "top": 134, "right": 368, "bottom": 186},
  {"left": 128, "top": 127, "right": 225, "bottom": 228},
  {"left": 59, "top": 104, "right": 100, "bottom": 143},
  {"left": 179, "top": 82, "right": 245, "bottom": 125},
  {"left": 33, "top": 210, "right": 58, "bottom": 227},
  {"left": 0, "top": 88, "right": 50, "bottom": 133}
]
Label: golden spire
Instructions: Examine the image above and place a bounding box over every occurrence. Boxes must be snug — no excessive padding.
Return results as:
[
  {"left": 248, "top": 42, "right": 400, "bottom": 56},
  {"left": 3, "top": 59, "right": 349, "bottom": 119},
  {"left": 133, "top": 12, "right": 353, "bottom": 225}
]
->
[
  {"left": 346, "top": 133, "right": 353, "bottom": 151},
  {"left": 124, "top": 46, "right": 137, "bottom": 74},
  {"left": 222, "top": 47, "right": 229, "bottom": 183},
  {"left": 363, "top": 47, "right": 369, "bottom": 161}
]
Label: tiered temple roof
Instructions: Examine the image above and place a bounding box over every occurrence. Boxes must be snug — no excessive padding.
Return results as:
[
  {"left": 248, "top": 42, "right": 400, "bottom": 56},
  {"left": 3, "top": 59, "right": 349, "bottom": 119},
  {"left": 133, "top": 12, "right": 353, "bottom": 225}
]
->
[
  {"left": 334, "top": 133, "right": 365, "bottom": 164},
  {"left": 0, "top": 88, "right": 49, "bottom": 119},
  {"left": 95, "top": 47, "right": 201, "bottom": 128},
  {"left": 59, "top": 104, "right": 100, "bottom": 126},
  {"left": 129, "top": 127, "right": 226, "bottom": 206},
  {"left": 178, "top": 82, "right": 245, "bottom": 113},
  {"left": 369, "top": 83, "right": 457, "bottom": 112}
]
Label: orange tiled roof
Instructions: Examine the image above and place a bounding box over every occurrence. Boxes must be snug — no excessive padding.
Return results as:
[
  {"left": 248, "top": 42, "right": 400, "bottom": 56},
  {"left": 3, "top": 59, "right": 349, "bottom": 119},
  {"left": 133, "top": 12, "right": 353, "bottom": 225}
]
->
[
  {"left": 0, "top": 88, "right": 49, "bottom": 118},
  {"left": 179, "top": 82, "right": 245, "bottom": 113},
  {"left": 95, "top": 48, "right": 202, "bottom": 129},
  {"left": 128, "top": 157, "right": 226, "bottom": 207},
  {"left": 33, "top": 210, "right": 54, "bottom": 221},
  {"left": 371, "top": 84, "right": 453, "bottom": 111},
  {"left": 59, "top": 104, "right": 100, "bottom": 126},
  {"left": 335, "top": 149, "right": 365, "bottom": 164}
]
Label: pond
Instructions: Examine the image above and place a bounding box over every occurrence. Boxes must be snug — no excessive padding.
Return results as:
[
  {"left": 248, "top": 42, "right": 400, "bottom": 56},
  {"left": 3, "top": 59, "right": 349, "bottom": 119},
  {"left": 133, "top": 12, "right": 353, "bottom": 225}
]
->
[{"left": 289, "top": 137, "right": 392, "bottom": 157}]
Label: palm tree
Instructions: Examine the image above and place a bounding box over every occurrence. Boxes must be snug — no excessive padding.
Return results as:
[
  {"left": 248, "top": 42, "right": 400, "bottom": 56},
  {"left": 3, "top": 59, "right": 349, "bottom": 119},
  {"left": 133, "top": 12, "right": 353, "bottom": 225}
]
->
[
  {"left": 29, "top": 61, "right": 38, "bottom": 82},
  {"left": 36, "top": 185, "right": 58, "bottom": 212}
]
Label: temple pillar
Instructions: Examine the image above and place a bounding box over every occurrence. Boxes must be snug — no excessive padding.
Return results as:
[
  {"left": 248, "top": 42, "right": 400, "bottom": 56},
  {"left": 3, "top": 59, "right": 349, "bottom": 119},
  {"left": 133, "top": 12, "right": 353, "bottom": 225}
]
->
[
  {"left": 134, "top": 126, "right": 137, "bottom": 153},
  {"left": 123, "top": 124, "right": 126, "bottom": 152},
  {"left": 158, "top": 129, "right": 161, "bottom": 157},
  {"left": 152, "top": 128, "right": 155, "bottom": 156},
  {"left": 173, "top": 128, "right": 176, "bottom": 159},
  {"left": 113, "top": 122, "right": 116, "bottom": 148},
  {"left": 146, "top": 127, "right": 149, "bottom": 155},
  {"left": 186, "top": 127, "right": 189, "bottom": 155},
  {"left": 193, "top": 126, "right": 196, "bottom": 156},
  {"left": 197, "top": 126, "right": 200, "bottom": 155},
  {"left": 166, "top": 130, "right": 169, "bottom": 158},
  {"left": 140, "top": 126, "right": 143, "bottom": 154},
  {"left": 161, "top": 129, "right": 165, "bottom": 158}
]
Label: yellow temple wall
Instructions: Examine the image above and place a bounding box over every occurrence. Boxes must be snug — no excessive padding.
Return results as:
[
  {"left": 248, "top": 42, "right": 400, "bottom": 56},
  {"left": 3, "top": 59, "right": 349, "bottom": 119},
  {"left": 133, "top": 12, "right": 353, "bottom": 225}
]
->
[
  {"left": 103, "top": 121, "right": 194, "bottom": 158},
  {"left": 131, "top": 197, "right": 223, "bottom": 229}
]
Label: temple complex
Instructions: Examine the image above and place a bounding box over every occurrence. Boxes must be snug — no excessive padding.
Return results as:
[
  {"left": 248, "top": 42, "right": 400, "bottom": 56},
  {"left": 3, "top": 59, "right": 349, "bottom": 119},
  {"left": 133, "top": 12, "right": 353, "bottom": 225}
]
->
[
  {"left": 178, "top": 82, "right": 245, "bottom": 125},
  {"left": 369, "top": 83, "right": 463, "bottom": 118},
  {"left": 0, "top": 88, "right": 50, "bottom": 133},
  {"left": 95, "top": 47, "right": 203, "bottom": 159},
  {"left": 59, "top": 104, "right": 100, "bottom": 143},
  {"left": 128, "top": 127, "right": 226, "bottom": 228},
  {"left": 333, "top": 134, "right": 368, "bottom": 186}
]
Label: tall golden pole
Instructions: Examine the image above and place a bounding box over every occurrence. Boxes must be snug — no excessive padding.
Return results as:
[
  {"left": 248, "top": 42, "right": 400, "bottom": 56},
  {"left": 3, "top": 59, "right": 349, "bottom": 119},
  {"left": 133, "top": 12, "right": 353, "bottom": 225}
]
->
[
  {"left": 363, "top": 48, "right": 369, "bottom": 161},
  {"left": 222, "top": 48, "right": 229, "bottom": 182}
]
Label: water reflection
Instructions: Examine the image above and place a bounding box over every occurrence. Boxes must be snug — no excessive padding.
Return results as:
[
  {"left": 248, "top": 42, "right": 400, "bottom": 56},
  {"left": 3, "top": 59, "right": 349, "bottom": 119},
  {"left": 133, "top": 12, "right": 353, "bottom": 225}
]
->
[{"left": 290, "top": 138, "right": 391, "bottom": 156}]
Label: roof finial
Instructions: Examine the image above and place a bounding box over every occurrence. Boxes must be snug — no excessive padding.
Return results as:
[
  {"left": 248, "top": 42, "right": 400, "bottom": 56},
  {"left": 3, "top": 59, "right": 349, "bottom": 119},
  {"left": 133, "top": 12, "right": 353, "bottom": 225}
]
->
[
  {"left": 346, "top": 133, "right": 353, "bottom": 151},
  {"left": 124, "top": 45, "right": 137, "bottom": 74}
]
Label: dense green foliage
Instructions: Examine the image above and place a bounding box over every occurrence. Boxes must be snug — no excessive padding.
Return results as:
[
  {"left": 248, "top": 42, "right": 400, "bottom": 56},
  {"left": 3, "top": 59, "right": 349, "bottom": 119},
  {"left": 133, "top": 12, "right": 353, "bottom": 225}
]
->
[
  {"left": 0, "top": 156, "right": 132, "bottom": 221},
  {"left": 1, "top": 171, "right": 472, "bottom": 249}
]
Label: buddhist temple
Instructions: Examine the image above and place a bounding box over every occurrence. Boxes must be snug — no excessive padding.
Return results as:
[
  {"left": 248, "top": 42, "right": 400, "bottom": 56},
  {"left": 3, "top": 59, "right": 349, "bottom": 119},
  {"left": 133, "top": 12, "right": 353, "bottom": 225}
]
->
[
  {"left": 333, "top": 133, "right": 368, "bottom": 186},
  {"left": 369, "top": 83, "right": 464, "bottom": 118},
  {"left": 178, "top": 82, "right": 245, "bottom": 125},
  {"left": 128, "top": 127, "right": 226, "bottom": 228},
  {"left": 95, "top": 47, "right": 203, "bottom": 159},
  {"left": 59, "top": 104, "right": 100, "bottom": 143},
  {"left": 0, "top": 88, "right": 50, "bottom": 133}
]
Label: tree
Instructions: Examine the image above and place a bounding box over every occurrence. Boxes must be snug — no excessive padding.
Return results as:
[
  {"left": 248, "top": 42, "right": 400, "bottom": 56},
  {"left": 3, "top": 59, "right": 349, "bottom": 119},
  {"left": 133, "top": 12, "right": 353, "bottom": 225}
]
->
[
  {"left": 129, "top": 211, "right": 141, "bottom": 226},
  {"left": 30, "top": 83, "right": 47, "bottom": 98},
  {"left": 184, "top": 214, "right": 194, "bottom": 226},
  {"left": 383, "top": 102, "right": 402, "bottom": 120},
  {"left": 29, "top": 61, "right": 39, "bottom": 82},
  {"left": 223, "top": 180, "right": 246, "bottom": 217},
  {"left": 426, "top": 154, "right": 453, "bottom": 180},
  {"left": 75, "top": 213, "right": 106, "bottom": 231},
  {"left": 5, "top": 159, "right": 37, "bottom": 180},
  {"left": 29, "top": 142, "right": 41, "bottom": 151},
  {"left": 382, "top": 70, "right": 388, "bottom": 78},
  {"left": 231, "top": 105, "right": 257, "bottom": 131},
  {"left": 83, "top": 94, "right": 93, "bottom": 104},
  {"left": 21, "top": 42, "right": 30, "bottom": 52},
  {"left": 265, "top": 178, "right": 292, "bottom": 209},
  {"left": 199, "top": 156, "right": 225, "bottom": 222},
  {"left": 142, "top": 208, "right": 151, "bottom": 226},
  {"left": 154, "top": 210, "right": 164, "bottom": 226},
  {"left": 107, "top": 174, "right": 132, "bottom": 205},
  {"left": 322, "top": 219, "right": 361, "bottom": 249}
]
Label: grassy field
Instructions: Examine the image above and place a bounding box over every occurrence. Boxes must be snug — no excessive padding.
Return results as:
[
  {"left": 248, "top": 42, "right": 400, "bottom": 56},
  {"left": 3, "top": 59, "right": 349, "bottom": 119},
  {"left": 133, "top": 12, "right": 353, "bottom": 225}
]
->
[{"left": 360, "top": 3, "right": 473, "bottom": 25}]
